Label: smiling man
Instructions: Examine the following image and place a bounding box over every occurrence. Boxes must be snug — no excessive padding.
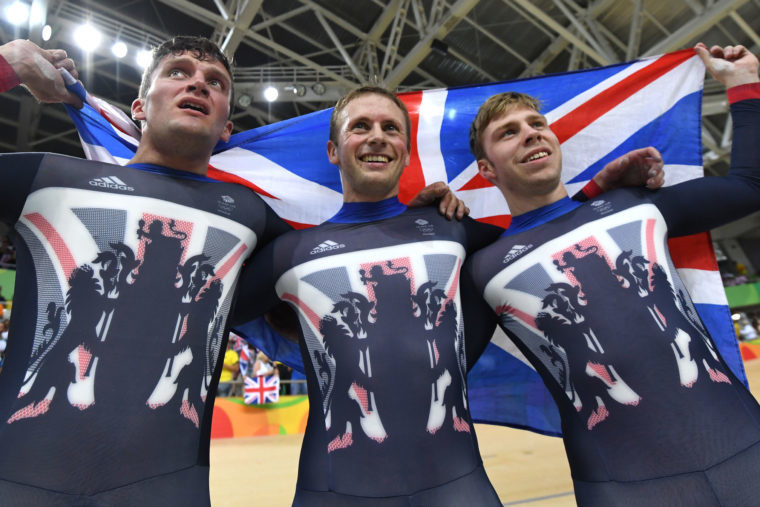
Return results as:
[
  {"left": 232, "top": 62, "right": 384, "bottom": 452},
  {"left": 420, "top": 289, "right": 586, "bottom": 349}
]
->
[
  {"left": 231, "top": 84, "right": 664, "bottom": 505},
  {"left": 465, "top": 44, "right": 760, "bottom": 505},
  {"left": 233, "top": 86, "right": 506, "bottom": 505}
]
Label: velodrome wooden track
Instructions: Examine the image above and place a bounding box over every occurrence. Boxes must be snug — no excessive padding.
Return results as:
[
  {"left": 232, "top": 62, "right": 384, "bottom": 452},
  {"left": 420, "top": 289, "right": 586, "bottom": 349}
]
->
[{"left": 209, "top": 358, "right": 760, "bottom": 506}]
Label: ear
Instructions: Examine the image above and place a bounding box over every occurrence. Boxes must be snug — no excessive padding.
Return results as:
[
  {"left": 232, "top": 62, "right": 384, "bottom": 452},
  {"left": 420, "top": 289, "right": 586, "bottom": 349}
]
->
[
  {"left": 327, "top": 139, "right": 339, "bottom": 165},
  {"left": 219, "top": 120, "right": 233, "bottom": 143},
  {"left": 477, "top": 158, "right": 498, "bottom": 186},
  {"left": 131, "top": 97, "right": 146, "bottom": 122}
]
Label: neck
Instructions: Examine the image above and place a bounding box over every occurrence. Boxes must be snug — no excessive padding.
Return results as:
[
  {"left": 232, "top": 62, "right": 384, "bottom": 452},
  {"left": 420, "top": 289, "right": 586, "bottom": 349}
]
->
[
  {"left": 329, "top": 196, "right": 406, "bottom": 223},
  {"left": 504, "top": 184, "right": 569, "bottom": 217},
  {"left": 130, "top": 134, "right": 212, "bottom": 176},
  {"left": 342, "top": 190, "right": 398, "bottom": 203}
]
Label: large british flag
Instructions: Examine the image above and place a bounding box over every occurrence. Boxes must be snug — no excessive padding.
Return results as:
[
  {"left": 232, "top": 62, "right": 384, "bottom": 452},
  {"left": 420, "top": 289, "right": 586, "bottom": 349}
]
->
[{"left": 64, "top": 48, "right": 745, "bottom": 436}]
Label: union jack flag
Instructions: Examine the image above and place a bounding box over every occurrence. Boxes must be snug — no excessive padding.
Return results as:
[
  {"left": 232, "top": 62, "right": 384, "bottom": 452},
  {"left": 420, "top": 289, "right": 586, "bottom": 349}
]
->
[
  {"left": 229, "top": 332, "right": 250, "bottom": 376},
  {"left": 244, "top": 375, "right": 280, "bottom": 405},
  {"left": 64, "top": 49, "right": 744, "bottom": 436},
  {"left": 238, "top": 343, "right": 251, "bottom": 378}
]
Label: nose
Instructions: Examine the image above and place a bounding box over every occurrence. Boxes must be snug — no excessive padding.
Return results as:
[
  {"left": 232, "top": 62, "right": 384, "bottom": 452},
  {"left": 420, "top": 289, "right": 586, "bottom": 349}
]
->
[
  {"left": 187, "top": 72, "right": 209, "bottom": 96},
  {"left": 367, "top": 123, "right": 386, "bottom": 145},
  {"left": 524, "top": 123, "right": 542, "bottom": 145}
]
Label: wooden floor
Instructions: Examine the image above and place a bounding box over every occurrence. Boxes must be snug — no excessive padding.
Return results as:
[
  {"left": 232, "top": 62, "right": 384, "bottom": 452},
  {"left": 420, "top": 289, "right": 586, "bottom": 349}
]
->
[{"left": 210, "top": 358, "right": 760, "bottom": 506}]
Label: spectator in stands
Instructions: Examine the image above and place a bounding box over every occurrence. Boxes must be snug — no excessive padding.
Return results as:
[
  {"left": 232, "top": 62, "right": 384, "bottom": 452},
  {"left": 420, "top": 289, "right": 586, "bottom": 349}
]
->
[
  {"left": 217, "top": 339, "right": 239, "bottom": 396},
  {"left": 290, "top": 368, "right": 307, "bottom": 395},
  {"left": 275, "top": 362, "right": 292, "bottom": 394},
  {"left": 253, "top": 351, "right": 276, "bottom": 378},
  {"left": 740, "top": 318, "right": 758, "bottom": 341}
]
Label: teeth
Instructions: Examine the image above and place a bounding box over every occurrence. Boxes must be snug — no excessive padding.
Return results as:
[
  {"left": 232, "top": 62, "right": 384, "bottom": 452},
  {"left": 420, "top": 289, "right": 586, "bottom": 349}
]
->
[
  {"left": 180, "top": 102, "right": 206, "bottom": 113},
  {"left": 527, "top": 151, "right": 548, "bottom": 162},
  {"left": 362, "top": 155, "right": 390, "bottom": 163}
]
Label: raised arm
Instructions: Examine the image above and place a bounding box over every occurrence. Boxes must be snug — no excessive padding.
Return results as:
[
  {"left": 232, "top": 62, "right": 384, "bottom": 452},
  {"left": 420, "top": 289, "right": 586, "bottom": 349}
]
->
[
  {"left": 0, "top": 39, "right": 81, "bottom": 106},
  {"left": 654, "top": 43, "right": 760, "bottom": 236}
]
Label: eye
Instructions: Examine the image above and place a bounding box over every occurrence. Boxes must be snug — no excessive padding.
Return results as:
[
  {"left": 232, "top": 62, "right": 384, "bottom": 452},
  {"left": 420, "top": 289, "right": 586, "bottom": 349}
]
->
[
  {"left": 500, "top": 128, "right": 516, "bottom": 138},
  {"left": 532, "top": 120, "right": 545, "bottom": 129},
  {"left": 352, "top": 121, "right": 369, "bottom": 130},
  {"left": 169, "top": 69, "right": 185, "bottom": 78},
  {"left": 384, "top": 123, "right": 399, "bottom": 132},
  {"left": 208, "top": 78, "right": 223, "bottom": 89}
]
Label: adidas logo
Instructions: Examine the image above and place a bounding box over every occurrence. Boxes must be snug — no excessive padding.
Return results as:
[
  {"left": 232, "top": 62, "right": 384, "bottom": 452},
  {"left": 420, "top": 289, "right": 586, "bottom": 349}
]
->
[
  {"left": 591, "top": 200, "right": 606, "bottom": 207},
  {"left": 310, "top": 239, "right": 346, "bottom": 254},
  {"left": 503, "top": 244, "right": 533, "bottom": 263},
  {"left": 221, "top": 195, "right": 235, "bottom": 204},
  {"left": 89, "top": 176, "right": 134, "bottom": 192},
  {"left": 415, "top": 219, "right": 429, "bottom": 226}
]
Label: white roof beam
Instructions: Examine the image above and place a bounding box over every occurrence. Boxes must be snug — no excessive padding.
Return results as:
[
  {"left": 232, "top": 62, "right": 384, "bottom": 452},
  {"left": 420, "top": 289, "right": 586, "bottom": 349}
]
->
[
  {"left": 385, "top": 0, "right": 481, "bottom": 89},
  {"left": 729, "top": 10, "right": 760, "bottom": 47},
  {"left": 507, "top": 0, "right": 611, "bottom": 65},
  {"left": 626, "top": 0, "right": 645, "bottom": 60},
  {"left": 220, "top": 0, "right": 264, "bottom": 56},
  {"left": 643, "top": 0, "right": 749, "bottom": 56},
  {"left": 314, "top": 10, "right": 366, "bottom": 82},
  {"left": 551, "top": 0, "right": 616, "bottom": 62},
  {"left": 156, "top": 0, "right": 356, "bottom": 87}
]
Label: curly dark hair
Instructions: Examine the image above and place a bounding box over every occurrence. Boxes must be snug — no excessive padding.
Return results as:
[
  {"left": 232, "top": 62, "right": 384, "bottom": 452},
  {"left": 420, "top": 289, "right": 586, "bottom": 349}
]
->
[{"left": 138, "top": 36, "right": 234, "bottom": 116}]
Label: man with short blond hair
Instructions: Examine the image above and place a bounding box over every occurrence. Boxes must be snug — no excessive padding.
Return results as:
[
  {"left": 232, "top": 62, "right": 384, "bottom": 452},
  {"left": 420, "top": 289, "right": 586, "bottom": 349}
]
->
[{"left": 465, "top": 43, "right": 760, "bottom": 505}]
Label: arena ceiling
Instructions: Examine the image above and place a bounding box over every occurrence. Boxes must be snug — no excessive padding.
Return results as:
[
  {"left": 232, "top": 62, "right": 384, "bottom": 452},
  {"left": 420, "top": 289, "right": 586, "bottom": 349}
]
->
[{"left": 1, "top": 0, "right": 759, "bottom": 239}]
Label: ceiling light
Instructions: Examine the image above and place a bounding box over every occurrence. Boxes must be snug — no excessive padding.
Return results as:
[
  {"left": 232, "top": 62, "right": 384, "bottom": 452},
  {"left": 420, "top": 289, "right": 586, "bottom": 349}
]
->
[
  {"left": 263, "top": 86, "right": 278, "bottom": 102},
  {"left": 5, "top": 1, "right": 30, "bottom": 26},
  {"left": 288, "top": 84, "right": 306, "bottom": 97},
  {"left": 41, "top": 24, "right": 52, "bottom": 41},
  {"left": 111, "top": 42, "right": 128, "bottom": 59},
  {"left": 73, "top": 24, "right": 102, "bottom": 51},
  {"left": 136, "top": 49, "right": 152, "bottom": 69},
  {"left": 311, "top": 82, "right": 326, "bottom": 96},
  {"left": 237, "top": 94, "right": 252, "bottom": 108},
  {"left": 29, "top": 1, "right": 45, "bottom": 25}
]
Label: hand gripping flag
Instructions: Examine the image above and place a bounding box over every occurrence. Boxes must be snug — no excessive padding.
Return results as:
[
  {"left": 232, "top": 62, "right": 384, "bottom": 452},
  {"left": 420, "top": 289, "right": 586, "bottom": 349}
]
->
[
  {"left": 244, "top": 375, "right": 280, "bottom": 405},
  {"left": 64, "top": 49, "right": 745, "bottom": 436}
]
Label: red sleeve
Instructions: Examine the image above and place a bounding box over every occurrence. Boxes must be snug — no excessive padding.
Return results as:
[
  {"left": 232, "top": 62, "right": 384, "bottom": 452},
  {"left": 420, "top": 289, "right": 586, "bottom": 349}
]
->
[
  {"left": 0, "top": 54, "right": 21, "bottom": 93},
  {"left": 573, "top": 178, "right": 603, "bottom": 202},
  {"left": 727, "top": 82, "right": 760, "bottom": 105}
]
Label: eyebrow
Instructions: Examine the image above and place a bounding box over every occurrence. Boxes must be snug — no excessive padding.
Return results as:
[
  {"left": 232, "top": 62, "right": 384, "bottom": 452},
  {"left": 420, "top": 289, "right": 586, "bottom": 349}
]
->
[{"left": 161, "top": 56, "right": 231, "bottom": 86}]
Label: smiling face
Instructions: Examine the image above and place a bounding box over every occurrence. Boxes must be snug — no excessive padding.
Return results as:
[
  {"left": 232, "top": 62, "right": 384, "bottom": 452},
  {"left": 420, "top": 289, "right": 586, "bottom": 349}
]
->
[
  {"left": 131, "top": 51, "right": 233, "bottom": 153},
  {"left": 327, "top": 93, "right": 411, "bottom": 202},
  {"left": 477, "top": 104, "right": 566, "bottom": 213}
]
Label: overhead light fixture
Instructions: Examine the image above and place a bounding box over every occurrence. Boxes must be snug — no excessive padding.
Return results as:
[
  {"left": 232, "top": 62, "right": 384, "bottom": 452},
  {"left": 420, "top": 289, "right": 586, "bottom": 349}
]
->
[
  {"left": 5, "top": 1, "right": 30, "bottom": 26},
  {"left": 111, "top": 42, "right": 128, "bottom": 59},
  {"left": 312, "top": 82, "right": 326, "bottom": 96},
  {"left": 263, "top": 86, "right": 278, "bottom": 102},
  {"left": 136, "top": 49, "right": 152, "bottom": 69},
  {"left": 41, "top": 24, "right": 52, "bottom": 41},
  {"left": 237, "top": 94, "right": 252, "bottom": 108},
  {"left": 73, "top": 23, "right": 102, "bottom": 51},
  {"left": 287, "top": 84, "right": 306, "bottom": 97}
]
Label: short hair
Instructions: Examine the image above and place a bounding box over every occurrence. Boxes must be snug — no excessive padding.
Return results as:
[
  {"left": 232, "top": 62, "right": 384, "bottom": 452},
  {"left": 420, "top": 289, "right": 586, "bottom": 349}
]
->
[
  {"left": 469, "top": 92, "right": 542, "bottom": 161},
  {"left": 329, "top": 86, "right": 412, "bottom": 149},
  {"left": 138, "top": 36, "right": 234, "bottom": 116}
]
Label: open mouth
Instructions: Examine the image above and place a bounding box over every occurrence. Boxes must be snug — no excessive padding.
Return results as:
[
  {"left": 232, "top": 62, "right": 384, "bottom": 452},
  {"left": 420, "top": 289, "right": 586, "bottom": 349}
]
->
[
  {"left": 523, "top": 150, "right": 549, "bottom": 163},
  {"left": 179, "top": 101, "right": 208, "bottom": 115},
  {"left": 360, "top": 154, "right": 391, "bottom": 163}
]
